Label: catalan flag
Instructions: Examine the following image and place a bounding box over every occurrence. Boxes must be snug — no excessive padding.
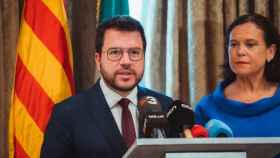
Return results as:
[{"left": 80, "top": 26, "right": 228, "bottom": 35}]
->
[{"left": 9, "top": 0, "right": 75, "bottom": 158}]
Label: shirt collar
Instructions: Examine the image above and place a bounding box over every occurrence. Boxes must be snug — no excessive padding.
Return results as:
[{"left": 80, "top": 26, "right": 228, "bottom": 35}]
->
[{"left": 99, "top": 77, "right": 138, "bottom": 109}]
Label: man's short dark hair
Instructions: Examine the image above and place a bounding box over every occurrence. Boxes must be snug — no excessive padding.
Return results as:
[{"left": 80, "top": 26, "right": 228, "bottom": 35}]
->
[
  {"left": 95, "top": 16, "right": 146, "bottom": 54},
  {"left": 223, "top": 13, "right": 280, "bottom": 84}
]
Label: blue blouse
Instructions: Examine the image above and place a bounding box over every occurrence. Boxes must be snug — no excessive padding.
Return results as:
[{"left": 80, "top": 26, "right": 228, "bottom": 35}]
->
[{"left": 195, "top": 81, "right": 280, "bottom": 137}]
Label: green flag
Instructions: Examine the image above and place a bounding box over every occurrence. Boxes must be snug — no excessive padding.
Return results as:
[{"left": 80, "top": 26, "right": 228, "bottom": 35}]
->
[{"left": 99, "top": 0, "right": 129, "bottom": 23}]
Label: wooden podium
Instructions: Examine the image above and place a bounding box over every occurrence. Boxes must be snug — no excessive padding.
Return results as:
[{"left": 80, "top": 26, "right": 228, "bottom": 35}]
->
[{"left": 123, "top": 138, "right": 280, "bottom": 158}]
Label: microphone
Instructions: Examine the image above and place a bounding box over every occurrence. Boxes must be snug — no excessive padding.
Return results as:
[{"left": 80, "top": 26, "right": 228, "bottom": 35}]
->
[
  {"left": 191, "top": 124, "right": 208, "bottom": 138},
  {"left": 138, "top": 96, "right": 168, "bottom": 138},
  {"left": 205, "top": 119, "right": 234, "bottom": 137},
  {"left": 166, "top": 100, "right": 194, "bottom": 138}
]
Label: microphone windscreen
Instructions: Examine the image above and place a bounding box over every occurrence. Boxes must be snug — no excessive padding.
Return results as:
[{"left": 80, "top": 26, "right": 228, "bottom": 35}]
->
[
  {"left": 205, "top": 119, "right": 234, "bottom": 137},
  {"left": 143, "top": 112, "right": 168, "bottom": 137},
  {"left": 138, "top": 96, "right": 162, "bottom": 129},
  {"left": 191, "top": 124, "right": 208, "bottom": 137},
  {"left": 143, "top": 112, "right": 168, "bottom": 128},
  {"left": 138, "top": 96, "right": 168, "bottom": 137},
  {"left": 166, "top": 100, "right": 194, "bottom": 132},
  {"left": 138, "top": 96, "right": 162, "bottom": 113}
]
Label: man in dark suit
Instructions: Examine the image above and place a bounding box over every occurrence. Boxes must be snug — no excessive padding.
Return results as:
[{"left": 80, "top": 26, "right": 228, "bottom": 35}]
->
[{"left": 40, "top": 16, "right": 173, "bottom": 158}]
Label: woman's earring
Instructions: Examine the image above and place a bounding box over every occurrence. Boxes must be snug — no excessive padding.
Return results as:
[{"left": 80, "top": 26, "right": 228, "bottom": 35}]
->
[{"left": 267, "top": 58, "right": 272, "bottom": 63}]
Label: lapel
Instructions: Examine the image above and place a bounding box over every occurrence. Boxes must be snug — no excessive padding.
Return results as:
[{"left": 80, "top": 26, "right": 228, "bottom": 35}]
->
[
  {"left": 86, "top": 80, "right": 128, "bottom": 156},
  {"left": 137, "top": 86, "right": 147, "bottom": 100}
]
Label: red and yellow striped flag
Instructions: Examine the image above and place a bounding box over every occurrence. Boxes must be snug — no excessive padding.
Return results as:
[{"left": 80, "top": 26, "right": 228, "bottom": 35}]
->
[{"left": 9, "top": 0, "right": 75, "bottom": 157}]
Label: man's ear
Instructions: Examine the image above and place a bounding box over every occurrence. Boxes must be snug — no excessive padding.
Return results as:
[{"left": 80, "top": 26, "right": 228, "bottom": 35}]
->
[
  {"left": 267, "top": 44, "right": 276, "bottom": 62},
  {"left": 95, "top": 52, "right": 101, "bottom": 71}
]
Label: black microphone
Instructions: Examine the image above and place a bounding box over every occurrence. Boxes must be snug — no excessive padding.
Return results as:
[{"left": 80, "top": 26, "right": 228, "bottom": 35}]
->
[
  {"left": 166, "top": 100, "right": 195, "bottom": 138},
  {"left": 138, "top": 96, "right": 168, "bottom": 138}
]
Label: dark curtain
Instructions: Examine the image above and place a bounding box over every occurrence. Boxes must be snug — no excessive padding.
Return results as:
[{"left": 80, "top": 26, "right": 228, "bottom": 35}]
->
[
  {"left": 71, "top": 0, "right": 98, "bottom": 92},
  {"left": 138, "top": 0, "right": 280, "bottom": 106},
  {"left": 0, "top": 0, "right": 19, "bottom": 157}
]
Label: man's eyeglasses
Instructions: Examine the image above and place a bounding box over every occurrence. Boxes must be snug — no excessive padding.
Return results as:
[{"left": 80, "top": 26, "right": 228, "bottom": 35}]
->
[{"left": 104, "top": 48, "right": 144, "bottom": 61}]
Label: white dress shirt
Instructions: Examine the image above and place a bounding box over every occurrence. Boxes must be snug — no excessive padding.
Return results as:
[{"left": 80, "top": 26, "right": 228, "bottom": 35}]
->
[{"left": 99, "top": 78, "right": 139, "bottom": 137}]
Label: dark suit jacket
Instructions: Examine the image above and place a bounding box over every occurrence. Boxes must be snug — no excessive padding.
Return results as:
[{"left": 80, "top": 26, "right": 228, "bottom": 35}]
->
[{"left": 40, "top": 80, "right": 173, "bottom": 158}]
